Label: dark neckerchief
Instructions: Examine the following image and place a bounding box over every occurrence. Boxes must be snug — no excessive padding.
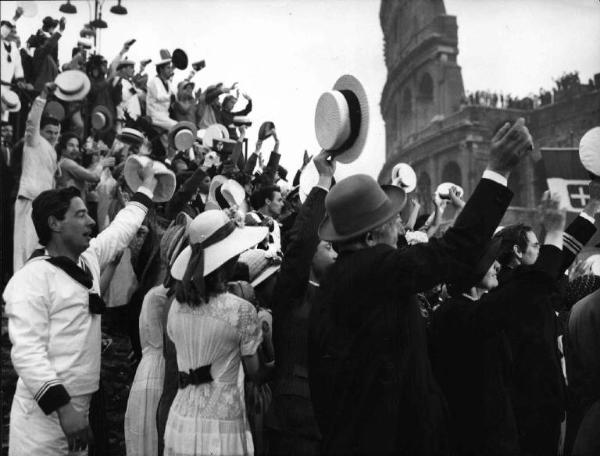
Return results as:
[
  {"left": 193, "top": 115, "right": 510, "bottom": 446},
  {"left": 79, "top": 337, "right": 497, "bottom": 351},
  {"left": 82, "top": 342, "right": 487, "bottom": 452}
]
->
[{"left": 29, "top": 248, "right": 106, "bottom": 314}]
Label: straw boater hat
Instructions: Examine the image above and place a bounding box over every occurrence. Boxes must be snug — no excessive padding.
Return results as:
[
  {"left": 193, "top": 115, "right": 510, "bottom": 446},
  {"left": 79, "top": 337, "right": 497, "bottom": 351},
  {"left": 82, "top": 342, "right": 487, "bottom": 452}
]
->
[
  {"left": 168, "top": 121, "right": 197, "bottom": 151},
  {"left": 117, "top": 127, "right": 145, "bottom": 146},
  {"left": 1, "top": 87, "right": 21, "bottom": 113},
  {"left": 203, "top": 124, "right": 236, "bottom": 149},
  {"left": 314, "top": 74, "right": 369, "bottom": 164},
  {"left": 116, "top": 58, "right": 135, "bottom": 71},
  {"left": 391, "top": 163, "right": 417, "bottom": 193},
  {"left": 319, "top": 174, "right": 407, "bottom": 242},
  {"left": 54, "top": 70, "right": 91, "bottom": 101},
  {"left": 579, "top": 126, "right": 600, "bottom": 178},
  {"left": 170, "top": 210, "right": 268, "bottom": 280},
  {"left": 299, "top": 158, "right": 319, "bottom": 203},
  {"left": 90, "top": 105, "right": 114, "bottom": 134},
  {"left": 124, "top": 155, "right": 176, "bottom": 203}
]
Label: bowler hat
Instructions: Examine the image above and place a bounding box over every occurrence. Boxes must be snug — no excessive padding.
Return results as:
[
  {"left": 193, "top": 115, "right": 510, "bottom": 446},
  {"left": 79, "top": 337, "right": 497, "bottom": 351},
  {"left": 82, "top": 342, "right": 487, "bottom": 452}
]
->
[{"left": 319, "top": 174, "right": 407, "bottom": 242}]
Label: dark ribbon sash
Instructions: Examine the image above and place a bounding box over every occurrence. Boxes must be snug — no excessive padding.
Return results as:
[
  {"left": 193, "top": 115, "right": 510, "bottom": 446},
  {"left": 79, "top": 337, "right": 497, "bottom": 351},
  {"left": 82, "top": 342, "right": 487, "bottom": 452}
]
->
[
  {"left": 180, "top": 221, "right": 236, "bottom": 301},
  {"left": 178, "top": 364, "right": 213, "bottom": 388}
]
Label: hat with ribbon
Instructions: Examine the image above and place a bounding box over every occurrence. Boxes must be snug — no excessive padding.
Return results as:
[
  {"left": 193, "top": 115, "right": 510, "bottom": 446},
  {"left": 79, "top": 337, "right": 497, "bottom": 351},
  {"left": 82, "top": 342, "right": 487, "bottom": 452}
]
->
[
  {"left": 116, "top": 58, "right": 135, "bottom": 71},
  {"left": 90, "top": 105, "right": 114, "bottom": 134},
  {"left": 1, "top": 87, "right": 21, "bottom": 113},
  {"left": 54, "top": 70, "right": 91, "bottom": 101},
  {"left": 391, "top": 163, "right": 417, "bottom": 192},
  {"left": 170, "top": 211, "right": 268, "bottom": 303},
  {"left": 168, "top": 121, "right": 197, "bottom": 151},
  {"left": 117, "top": 127, "right": 145, "bottom": 146},
  {"left": 314, "top": 74, "right": 369, "bottom": 164},
  {"left": 124, "top": 154, "right": 176, "bottom": 202},
  {"left": 436, "top": 182, "right": 464, "bottom": 200},
  {"left": 319, "top": 174, "right": 406, "bottom": 242},
  {"left": 156, "top": 49, "right": 172, "bottom": 67}
]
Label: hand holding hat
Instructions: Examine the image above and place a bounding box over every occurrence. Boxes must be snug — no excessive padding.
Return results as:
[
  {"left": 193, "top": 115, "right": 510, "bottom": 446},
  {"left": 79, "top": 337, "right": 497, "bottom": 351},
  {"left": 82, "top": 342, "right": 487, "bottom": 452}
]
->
[
  {"left": 42, "top": 82, "right": 58, "bottom": 97},
  {"left": 313, "top": 149, "right": 336, "bottom": 188}
]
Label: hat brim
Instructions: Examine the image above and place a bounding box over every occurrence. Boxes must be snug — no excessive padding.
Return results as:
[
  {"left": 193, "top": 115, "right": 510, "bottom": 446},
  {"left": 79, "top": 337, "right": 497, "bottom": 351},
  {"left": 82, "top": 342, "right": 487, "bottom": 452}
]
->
[
  {"left": 168, "top": 121, "right": 197, "bottom": 150},
  {"left": 91, "top": 105, "right": 114, "bottom": 134},
  {"left": 251, "top": 264, "right": 280, "bottom": 288},
  {"left": 325, "top": 74, "right": 369, "bottom": 165},
  {"left": 171, "top": 225, "right": 269, "bottom": 280},
  {"left": 54, "top": 70, "right": 91, "bottom": 102},
  {"left": 318, "top": 184, "right": 406, "bottom": 242},
  {"left": 124, "top": 155, "right": 176, "bottom": 202},
  {"left": 172, "top": 48, "right": 188, "bottom": 70}
]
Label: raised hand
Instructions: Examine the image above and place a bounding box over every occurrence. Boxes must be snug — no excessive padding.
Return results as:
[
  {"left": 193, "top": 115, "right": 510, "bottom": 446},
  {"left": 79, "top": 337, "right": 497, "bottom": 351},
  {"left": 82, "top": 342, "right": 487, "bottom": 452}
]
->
[
  {"left": 313, "top": 149, "right": 336, "bottom": 189},
  {"left": 448, "top": 186, "right": 465, "bottom": 208},
  {"left": 488, "top": 118, "right": 533, "bottom": 177},
  {"left": 59, "top": 17, "right": 66, "bottom": 32},
  {"left": 538, "top": 191, "right": 566, "bottom": 234}
]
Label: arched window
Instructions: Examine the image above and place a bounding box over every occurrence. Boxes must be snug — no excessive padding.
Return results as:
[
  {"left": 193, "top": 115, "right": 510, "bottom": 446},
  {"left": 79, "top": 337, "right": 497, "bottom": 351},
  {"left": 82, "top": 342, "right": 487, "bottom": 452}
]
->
[
  {"left": 402, "top": 88, "right": 412, "bottom": 113},
  {"left": 441, "top": 161, "right": 462, "bottom": 186},
  {"left": 419, "top": 73, "right": 434, "bottom": 100}
]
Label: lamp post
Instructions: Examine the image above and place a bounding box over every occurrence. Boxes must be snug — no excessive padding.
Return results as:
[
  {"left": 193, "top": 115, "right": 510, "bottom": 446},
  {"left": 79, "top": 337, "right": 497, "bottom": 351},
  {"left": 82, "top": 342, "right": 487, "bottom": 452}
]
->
[{"left": 58, "top": 0, "right": 128, "bottom": 51}]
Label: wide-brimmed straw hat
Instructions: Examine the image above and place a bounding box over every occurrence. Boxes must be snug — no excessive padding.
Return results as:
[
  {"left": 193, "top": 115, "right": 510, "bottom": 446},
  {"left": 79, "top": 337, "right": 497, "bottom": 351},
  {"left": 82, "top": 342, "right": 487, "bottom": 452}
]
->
[
  {"left": 156, "top": 49, "right": 172, "bottom": 67},
  {"left": 579, "top": 127, "right": 600, "bottom": 178},
  {"left": 90, "top": 105, "right": 114, "bottom": 134},
  {"left": 1, "top": 87, "right": 21, "bottom": 113},
  {"left": 314, "top": 74, "right": 369, "bottom": 164},
  {"left": 124, "top": 154, "right": 176, "bottom": 202},
  {"left": 319, "top": 174, "right": 407, "bottom": 242},
  {"left": 54, "top": 70, "right": 91, "bottom": 101},
  {"left": 168, "top": 121, "right": 197, "bottom": 151},
  {"left": 116, "top": 58, "right": 135, "bottom": 70},
  {"left": 171, "top": 210, "right": 268, "bottom": 280},
  {"left": 391, "top": 163, "right": 417, "bottom": 193}
]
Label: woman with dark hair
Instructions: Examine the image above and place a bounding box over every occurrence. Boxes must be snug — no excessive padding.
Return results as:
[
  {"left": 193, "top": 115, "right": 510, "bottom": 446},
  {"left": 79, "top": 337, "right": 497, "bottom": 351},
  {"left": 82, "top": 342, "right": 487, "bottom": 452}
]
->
[{"left": 163, "top": 210, "right": 273, "bottom": 455}]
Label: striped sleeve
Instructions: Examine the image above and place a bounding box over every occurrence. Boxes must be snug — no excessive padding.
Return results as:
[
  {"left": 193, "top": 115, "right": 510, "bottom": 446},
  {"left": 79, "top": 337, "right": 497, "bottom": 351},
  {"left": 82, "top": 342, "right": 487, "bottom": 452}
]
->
[{"left": 561, "top": 214, "right": 597, "bottom": 273}]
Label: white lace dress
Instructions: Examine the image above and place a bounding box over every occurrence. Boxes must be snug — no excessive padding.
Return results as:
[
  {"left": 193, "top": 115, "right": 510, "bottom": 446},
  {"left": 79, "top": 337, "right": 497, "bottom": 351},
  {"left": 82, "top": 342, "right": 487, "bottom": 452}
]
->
[
  {"left": 164, "top": 292, "right": 262, "bottom": 456},
  {"left": 124, "top": 285, "right": 169, "bottom": 456}
]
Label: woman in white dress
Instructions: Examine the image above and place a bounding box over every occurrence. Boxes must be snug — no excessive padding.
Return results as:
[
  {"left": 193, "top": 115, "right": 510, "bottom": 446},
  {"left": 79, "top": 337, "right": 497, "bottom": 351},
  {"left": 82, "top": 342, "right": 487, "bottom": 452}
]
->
[
  {"left": 124, "top": 220, "right": 189, "bottom": 456},
  {"left": 164, "top": 210, "right": 272, "bottom": 456}
]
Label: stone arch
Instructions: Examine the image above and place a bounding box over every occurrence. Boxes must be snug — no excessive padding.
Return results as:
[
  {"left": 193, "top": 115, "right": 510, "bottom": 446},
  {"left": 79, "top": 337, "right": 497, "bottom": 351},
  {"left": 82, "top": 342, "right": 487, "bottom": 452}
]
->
[
  {"left": 441, "top": 161, "right": 462, "bottom": 186},
  {"left": 419, "top": 72, "right": 434, "bottom": 99}
]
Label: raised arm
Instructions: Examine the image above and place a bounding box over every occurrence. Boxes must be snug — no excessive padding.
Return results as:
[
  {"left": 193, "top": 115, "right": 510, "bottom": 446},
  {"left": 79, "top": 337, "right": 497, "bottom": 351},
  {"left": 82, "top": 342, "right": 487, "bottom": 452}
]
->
[
  {"left": 24, "top": 82, "right": 55, "bottom": 147},
  {"left": 84, "top": 162, "right": 156, "bottom": 270},
  {"left": 387, "top": 118, "right": 533, "bottom": 294}
]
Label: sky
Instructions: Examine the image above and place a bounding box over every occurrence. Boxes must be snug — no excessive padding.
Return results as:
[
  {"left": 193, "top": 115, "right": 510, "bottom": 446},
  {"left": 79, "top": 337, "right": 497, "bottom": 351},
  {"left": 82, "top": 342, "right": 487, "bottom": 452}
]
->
[{"left": 2, "top": 0, "right": 599, "bottom": 180}]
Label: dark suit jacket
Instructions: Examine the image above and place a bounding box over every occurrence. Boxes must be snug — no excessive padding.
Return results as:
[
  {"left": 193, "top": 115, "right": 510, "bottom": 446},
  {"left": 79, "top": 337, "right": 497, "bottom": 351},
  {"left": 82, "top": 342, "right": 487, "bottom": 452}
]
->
[
  {"left": 308, "top": 178, "right": 512, "bottom": 455},
  {"left": 498, "top": 215, "right": 596, "bottom": 455},
  {"left": 430, "top": 245, "right": 562, "bottom": 456}
]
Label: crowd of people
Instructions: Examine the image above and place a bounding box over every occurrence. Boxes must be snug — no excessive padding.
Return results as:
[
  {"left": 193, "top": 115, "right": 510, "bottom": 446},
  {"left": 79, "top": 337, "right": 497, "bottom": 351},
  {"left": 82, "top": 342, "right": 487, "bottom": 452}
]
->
[
  {"left": 461, "top": 71, "right": 598, "bottom": 111},
  {"left": 1, "top": 5, "right": 600, "bottom": 456}
]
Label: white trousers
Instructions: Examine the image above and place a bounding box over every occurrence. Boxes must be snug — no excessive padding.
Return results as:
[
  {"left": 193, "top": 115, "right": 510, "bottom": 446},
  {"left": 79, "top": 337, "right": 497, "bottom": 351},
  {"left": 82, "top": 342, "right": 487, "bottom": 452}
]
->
[
  {"left": 9, "top": 387, "right": 91, "bottom": 456},
  {"left": 13, "top": 197, "right": 39, "bottom": 273}
]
